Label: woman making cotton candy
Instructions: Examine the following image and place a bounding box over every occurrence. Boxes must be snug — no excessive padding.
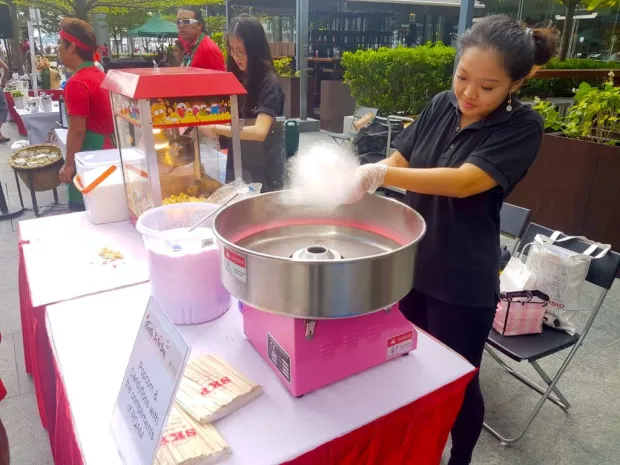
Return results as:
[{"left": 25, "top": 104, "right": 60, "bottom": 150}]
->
[
  {"left": 201, "top": 14, "right": 285, "bottom": 192},
  {"left": 348, "top": 16, "right": 557, "bottom": 465}
]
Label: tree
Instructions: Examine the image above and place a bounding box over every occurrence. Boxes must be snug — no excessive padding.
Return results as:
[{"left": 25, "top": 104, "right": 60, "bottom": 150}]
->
[
  {"left": 37, "top": 9, "right": 63, "bottom": 35},
  {"left": 14, "top": 0, "right": 223, "bottom": 22},
  {"left": 2, "top": 0, "right": 23, "bottom": 69},
  {"left": 106, "top": 8, "right": 150, "bottom": 55},
  {"left": 15, "top": 7, "right": 63, "bottom": 54},
  {"left": 558, "top": 0, "right": 619, "bottom": 60},
  {"left": 205, "top": 15, "right": 226, "bottom": 34}
]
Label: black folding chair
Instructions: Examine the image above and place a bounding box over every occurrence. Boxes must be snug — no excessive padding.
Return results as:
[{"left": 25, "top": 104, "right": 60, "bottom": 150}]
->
[
  {"left": 328, "top": 106, "right": 378, "bottom": 146},
  {"left": 500, "top": 203, "right": 531, "bottom": 255},
  {"left": 484, "top": 223, "right": 620, "bottom": 445}
]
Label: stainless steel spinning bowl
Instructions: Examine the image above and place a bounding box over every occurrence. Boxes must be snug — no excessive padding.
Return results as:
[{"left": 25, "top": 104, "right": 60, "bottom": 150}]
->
[{"left": 213, "top": 192, "right": 426, "bottom": 319}]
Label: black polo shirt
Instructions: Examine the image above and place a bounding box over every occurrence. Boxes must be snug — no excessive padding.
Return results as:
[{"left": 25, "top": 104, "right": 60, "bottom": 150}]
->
[
  {"left": 225, "top": 73, "right": 285, "bottom": 192},
  {"left": 392, "top": 90, "right": 543, "bottom": 308}
]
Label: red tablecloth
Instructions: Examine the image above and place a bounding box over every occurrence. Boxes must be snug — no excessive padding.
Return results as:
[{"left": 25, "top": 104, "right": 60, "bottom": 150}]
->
[
  {"left": 4, "top": 92, "right": 27, "bottom": 136},
  {"left": 283, "top": 373, "right": 474, "bottom": 465},
  {"left": 0, "top": 333, "right": 6, "bottom": 402},
  {"left": 50, "top": 348, "right": 474, "bottom": 465},
  {"left": 18, "top": 239, "right": 57, "bottom": 437},
  {"left": 5, "top": 90, "right": 63, "bottom": 137}
]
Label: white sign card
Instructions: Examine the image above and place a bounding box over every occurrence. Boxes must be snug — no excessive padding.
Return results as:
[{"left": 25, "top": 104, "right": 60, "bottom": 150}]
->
[{"left": 111, "top": 297, "right": 191, "bottom": 465}]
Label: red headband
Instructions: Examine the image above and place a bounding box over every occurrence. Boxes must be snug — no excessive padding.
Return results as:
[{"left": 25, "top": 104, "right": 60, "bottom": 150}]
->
[{"left": 60, "top": 29, "right": 94, "bottom": 53}]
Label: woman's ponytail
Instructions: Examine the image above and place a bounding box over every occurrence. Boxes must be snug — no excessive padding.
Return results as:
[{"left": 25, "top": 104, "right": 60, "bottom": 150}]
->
[{"left": 531, "top": 27, "right": 558, "bottom": 66}]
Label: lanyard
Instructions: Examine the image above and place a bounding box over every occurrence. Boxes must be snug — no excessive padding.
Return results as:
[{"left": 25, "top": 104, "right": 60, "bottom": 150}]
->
[
  {"left": 182, "top": 34, "right": 205, "bottom": 67},
  {"left": 74, "top": 61, "right": 95, "bottom": 74}
]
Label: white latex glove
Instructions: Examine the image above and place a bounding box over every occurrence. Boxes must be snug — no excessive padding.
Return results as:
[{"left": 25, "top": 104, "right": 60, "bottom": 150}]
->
[{"left": 348, "top": 163, "right": 388, "bottom": 203}]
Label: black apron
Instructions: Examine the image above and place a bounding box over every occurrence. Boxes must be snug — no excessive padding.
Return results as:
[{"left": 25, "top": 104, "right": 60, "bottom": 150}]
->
[{"left": 224, "top": 118, "right": 285, "bottom": 193}]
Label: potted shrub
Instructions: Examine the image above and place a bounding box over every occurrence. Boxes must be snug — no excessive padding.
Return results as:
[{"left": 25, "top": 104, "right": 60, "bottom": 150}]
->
[
  {"left": 11, "top": 90, "right": 26, "bottom": 109},
  {"left": 275, "top": 57, "right": 315, "bottom": 119},
  {"left": 508, "top": 72, "right": 620, "bottom": 245},
  {"left": 341, "top": 43, "right": 455, "bottom": 117},
  {"left": 520, "top": 57, "right": 620, "bottom": 98}
]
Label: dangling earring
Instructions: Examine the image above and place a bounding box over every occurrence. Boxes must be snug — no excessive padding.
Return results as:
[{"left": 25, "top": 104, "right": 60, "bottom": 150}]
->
[{"left": 506, "top": 94, "right": 513, "bottom": 112}]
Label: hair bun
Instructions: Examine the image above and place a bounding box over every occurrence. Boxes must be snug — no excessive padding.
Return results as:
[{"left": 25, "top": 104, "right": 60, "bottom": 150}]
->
[{"left": 531, "top": 27, "right": 558, "bottom": 66}]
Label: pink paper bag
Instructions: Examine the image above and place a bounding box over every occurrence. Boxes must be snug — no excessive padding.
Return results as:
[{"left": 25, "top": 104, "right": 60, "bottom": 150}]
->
[{"left": 493, "top": 290, "right": 549, "bottom": 336}]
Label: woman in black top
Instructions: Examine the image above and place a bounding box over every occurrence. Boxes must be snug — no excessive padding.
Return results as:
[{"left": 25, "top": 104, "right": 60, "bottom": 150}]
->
[
  {"left": 349, "top": 16, "right": 558, "bottom": 465},
  {"left": 202, "top": 14, "right": 285, "bottom": 192}
]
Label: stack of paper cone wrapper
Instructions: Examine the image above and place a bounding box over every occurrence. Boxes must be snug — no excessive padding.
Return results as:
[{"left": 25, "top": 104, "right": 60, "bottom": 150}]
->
[
  {"left": 176, "top": 354, "right": 263, "bottom": 424},
  {"left": 155, "top": 405, "right": 230, "bottom": 465}
]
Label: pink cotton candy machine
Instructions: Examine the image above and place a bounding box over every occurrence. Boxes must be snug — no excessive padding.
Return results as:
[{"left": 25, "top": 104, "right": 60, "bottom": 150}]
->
[{"left": 213, "top": 192, "right": 427, "bottom": 396}]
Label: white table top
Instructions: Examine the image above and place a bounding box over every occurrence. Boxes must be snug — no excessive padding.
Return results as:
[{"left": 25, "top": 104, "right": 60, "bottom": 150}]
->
[
  {"left": 47, "top": 284, "right": 474, "bottom": 465},
  {"left": 15, "top": 102, "right": 60, "bottom": 118},
  {"left": 19, "top": 213, "right": 149, "bottom": 307},
  {"left": 54, "top": 128, "right": 68, "bottom": 156}
]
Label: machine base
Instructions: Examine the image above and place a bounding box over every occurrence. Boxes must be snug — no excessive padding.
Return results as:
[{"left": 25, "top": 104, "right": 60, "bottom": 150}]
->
[{"left": 241, "top": 303, "right": 418, "bottom": 397}]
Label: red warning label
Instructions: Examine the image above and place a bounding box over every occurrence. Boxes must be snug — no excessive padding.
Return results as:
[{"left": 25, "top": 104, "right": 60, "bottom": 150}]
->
[
  {"left": 224, "top": 248, "right": 247, "bottom": 283},
  {"left": 387, "top": 331, "right": 413, "bottom": 359}
]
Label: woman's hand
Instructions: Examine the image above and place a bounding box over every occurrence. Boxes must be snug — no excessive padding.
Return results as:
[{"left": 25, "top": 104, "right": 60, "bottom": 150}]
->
[
  {"left": 347, "top": 163, "right": 388, "bottom": 203},
  {"left": 59, "top": 161, "right": 76, "bottom": 183},
  {"left": 200, "top": 125, "right": 219, "bottom": 140}
]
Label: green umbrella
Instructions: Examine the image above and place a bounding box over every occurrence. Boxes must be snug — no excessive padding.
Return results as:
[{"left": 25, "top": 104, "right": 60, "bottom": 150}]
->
[{"left": 128, "top": 14, "right": 178, "bottom": 39}]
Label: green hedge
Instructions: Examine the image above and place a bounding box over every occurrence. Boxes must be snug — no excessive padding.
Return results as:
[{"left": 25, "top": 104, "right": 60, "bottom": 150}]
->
[
  {"left": 211, "top": 32, "right": 224, "bottom": 51},
  {"left": 521, "top": 58, "right": 620, "bottom": 97},
  {"left": 274, "top": 57, "right": 293, "bottom": 77},
  {"left": 342, "top": 43, "right": 455, "bottom": 116}
]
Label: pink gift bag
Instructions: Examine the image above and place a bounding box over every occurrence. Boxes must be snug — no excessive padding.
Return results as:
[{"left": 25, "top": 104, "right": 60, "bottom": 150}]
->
[{"left": 493, "top": 290, "right": 549, "bottom": 336}]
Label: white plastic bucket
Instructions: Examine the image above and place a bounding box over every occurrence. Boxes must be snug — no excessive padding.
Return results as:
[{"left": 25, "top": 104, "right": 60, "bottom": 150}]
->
[
  {"left": 74, "top": 149, "right": 129, "bottom": 225},
  {"left": 27, "top": 97, "right": 39, "bottom": 113},
  {"left": 41, "top": 98, "right": 53, "bottom": 112},
  {"left": 136, "top": 203, "right": 231, "bottom": 325},
  {"left": 12, "top": 96, "right": 26, "bottom": 110}
]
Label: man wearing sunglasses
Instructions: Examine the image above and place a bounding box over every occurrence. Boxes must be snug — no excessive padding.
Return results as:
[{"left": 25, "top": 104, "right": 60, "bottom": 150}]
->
[{"left": 177, "top": 7, "right": 225, "bottom": 71}]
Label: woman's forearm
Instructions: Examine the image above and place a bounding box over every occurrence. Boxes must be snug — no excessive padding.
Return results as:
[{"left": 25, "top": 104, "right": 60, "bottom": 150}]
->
[
  {"left": 213, "top": 123, "right": 267, "bottom": 142},
  {"left": 382, "top": 163, "right": 497, "bottom": 198},
  {"left": 383, "top": 166, "right": 466, "bottom": 197},
  {"left": 379, "top": 151, "right": 410, "bottom": 168},
  {"left": 65, "top": 128, "right": 86, "bottom": 166}
]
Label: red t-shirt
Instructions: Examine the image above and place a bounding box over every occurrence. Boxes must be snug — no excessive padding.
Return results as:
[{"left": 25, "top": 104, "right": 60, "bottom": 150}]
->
[
  {"left": 65, "top": 66, "right": 114, "bottom": 137},
  {"left": 190, "top": 35, "right": 225, "bottom": 71}
]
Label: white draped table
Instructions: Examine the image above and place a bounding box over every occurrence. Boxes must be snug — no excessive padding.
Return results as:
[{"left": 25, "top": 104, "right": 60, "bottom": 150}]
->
[
  {"left": 46, "top": 284, "right": 475, "bottom": 465},
  {"left": 15, "top": 102, "right": 60, "bottom": 145}
]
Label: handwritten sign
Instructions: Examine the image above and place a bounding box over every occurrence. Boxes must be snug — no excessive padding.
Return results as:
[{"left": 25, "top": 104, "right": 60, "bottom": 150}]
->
[{"left": 111, "top": 297, "right": 191, "bottom": 465}]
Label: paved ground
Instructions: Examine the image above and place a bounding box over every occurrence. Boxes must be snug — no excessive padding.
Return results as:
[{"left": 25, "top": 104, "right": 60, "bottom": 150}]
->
[{"left": 0, "top": 125, "right": 619, "bottom": 464}]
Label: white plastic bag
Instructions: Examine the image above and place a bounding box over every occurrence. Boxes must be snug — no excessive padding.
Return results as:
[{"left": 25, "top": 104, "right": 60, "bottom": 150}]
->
[
  {"left": 10, "top": 140, "right": 29, "bottom": 152},
  {"left": 206, "top": 178, "right": 262, "bottom": 205},
  {"left": 500, "top": 256, "right": 536, "bottom": 293},
  {"left": 524, "top": 232, "right": 610, "bottom": 335}
]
